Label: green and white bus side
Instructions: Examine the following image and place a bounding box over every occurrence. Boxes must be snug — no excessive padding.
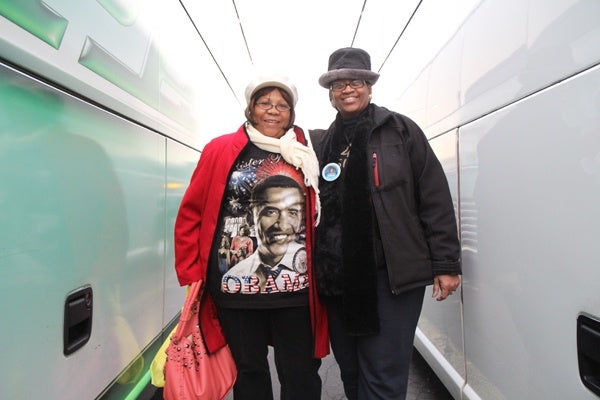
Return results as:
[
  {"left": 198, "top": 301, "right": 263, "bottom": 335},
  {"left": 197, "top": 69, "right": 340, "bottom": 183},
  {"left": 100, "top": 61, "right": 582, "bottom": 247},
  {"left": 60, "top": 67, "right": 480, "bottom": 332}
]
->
[{"left": 0, "top": 1, "right": 239, "bottom": 398}]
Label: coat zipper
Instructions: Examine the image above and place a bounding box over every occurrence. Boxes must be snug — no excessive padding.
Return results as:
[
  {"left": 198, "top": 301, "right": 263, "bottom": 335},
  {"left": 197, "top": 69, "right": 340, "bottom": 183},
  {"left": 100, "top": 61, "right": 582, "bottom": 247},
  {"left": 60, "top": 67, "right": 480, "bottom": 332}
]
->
[{"left": 372, "top": 152, "right": 380, "bottom": 187}]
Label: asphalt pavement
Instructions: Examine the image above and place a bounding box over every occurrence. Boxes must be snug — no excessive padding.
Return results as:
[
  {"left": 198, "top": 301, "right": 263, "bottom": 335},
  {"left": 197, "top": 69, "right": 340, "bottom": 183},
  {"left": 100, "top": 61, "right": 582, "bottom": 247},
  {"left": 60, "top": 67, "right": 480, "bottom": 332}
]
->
[{"left": 148, "top": 347, "right": 453, "bottom": 400}]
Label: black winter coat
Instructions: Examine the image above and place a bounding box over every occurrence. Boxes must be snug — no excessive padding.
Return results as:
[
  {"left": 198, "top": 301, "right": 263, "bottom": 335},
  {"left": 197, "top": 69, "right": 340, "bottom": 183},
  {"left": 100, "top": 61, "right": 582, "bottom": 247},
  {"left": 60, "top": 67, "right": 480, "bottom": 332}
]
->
[{"left": 310, "top": 104, "right": 461, "bottom": 295}]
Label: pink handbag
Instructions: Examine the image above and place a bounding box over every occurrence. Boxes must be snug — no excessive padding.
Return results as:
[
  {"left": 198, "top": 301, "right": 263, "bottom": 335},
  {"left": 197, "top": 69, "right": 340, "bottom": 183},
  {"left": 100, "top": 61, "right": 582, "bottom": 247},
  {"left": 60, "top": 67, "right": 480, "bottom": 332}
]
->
[{"left": 163, "top": 280, "right": 236, "bottom": 400}]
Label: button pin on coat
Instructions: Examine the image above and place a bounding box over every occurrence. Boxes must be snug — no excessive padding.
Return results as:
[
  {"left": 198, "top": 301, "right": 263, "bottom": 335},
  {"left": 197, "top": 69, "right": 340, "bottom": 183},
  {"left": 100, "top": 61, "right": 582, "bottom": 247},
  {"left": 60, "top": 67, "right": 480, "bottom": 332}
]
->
[{"left": 322, "top": 163, "right": 341, "bottom": 181}]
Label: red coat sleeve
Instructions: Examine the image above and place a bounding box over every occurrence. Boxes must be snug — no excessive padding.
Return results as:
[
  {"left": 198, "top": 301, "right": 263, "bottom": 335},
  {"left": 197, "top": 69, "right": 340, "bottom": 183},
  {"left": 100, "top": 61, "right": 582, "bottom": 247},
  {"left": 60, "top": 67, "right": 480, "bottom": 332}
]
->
[
  {"left": 174, "top": 129, "right": 247, "bottom": 286},
  {"left": 174, "top": 151, "right": 211, "bottom": 285}
]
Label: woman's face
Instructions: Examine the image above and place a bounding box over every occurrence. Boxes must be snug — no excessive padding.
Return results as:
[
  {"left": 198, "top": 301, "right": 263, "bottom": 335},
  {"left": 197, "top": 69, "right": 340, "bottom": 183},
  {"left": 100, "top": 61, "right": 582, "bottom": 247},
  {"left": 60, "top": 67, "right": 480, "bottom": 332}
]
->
[
  {"left": 250, "top": 88, "right": 291, "bottom": 138},
  {"left": 330, "top": 79, "right": 372, "bottom": 119}
]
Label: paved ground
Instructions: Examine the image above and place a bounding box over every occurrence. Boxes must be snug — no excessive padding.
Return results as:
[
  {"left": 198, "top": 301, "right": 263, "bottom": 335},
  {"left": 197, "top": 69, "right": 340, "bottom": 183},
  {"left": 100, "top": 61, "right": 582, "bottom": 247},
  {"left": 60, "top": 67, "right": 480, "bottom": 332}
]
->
[
  {"left": 405, "top": 350, "right": 454, "bottom": 400},
  {"left": 149, "top": 347, "right": 453, "bottom": 399}
]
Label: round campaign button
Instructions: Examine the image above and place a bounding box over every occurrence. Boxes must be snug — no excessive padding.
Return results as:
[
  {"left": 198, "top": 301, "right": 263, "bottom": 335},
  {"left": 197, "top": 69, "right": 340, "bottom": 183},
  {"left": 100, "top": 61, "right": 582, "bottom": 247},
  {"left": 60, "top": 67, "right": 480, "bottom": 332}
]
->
[
  {"left": 292, "top": 247, "right": 307, "bottom": 274},
  {"left": 322, "top": 162, "right": 341, "bottom": 181}
]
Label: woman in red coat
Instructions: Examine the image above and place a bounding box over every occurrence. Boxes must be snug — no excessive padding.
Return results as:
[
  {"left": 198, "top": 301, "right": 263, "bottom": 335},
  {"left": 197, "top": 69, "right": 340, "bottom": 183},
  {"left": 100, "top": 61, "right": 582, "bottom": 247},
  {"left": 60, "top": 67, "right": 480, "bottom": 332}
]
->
[{"left": 174, "top": 75, "right": 328, "bottom": 400}]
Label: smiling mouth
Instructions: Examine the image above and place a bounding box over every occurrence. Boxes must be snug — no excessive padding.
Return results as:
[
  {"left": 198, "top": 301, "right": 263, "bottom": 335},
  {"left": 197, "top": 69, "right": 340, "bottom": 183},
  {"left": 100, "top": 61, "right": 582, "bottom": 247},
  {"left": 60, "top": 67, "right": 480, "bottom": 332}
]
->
[{"left": 266, "top": 232, "right": 291, "bottom": 244}]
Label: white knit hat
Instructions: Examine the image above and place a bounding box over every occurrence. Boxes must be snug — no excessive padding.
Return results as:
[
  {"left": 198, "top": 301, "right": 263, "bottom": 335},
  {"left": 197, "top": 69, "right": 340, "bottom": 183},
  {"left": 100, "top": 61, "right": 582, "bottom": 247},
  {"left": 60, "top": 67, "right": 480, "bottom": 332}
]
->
[{"left": 245, "top": 74, "right": 298, "bottom": 106}]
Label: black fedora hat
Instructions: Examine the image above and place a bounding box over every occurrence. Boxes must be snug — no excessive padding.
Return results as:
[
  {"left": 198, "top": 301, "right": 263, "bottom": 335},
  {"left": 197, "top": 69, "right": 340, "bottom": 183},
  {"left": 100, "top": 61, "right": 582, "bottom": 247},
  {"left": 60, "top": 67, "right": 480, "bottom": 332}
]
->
[{"left": 318, "top": 47, "right": 380, "bottom": 88}]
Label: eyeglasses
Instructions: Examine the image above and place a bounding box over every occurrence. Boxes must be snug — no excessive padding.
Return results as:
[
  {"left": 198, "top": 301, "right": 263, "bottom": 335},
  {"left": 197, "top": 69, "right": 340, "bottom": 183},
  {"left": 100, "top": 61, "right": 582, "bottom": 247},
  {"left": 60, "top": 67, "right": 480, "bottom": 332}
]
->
[
  {"left": 255, "top": 101, "right": 291, "bottom": 112},
  {"left": 330, "top": 79, "right": 366, "bottom": 92}
]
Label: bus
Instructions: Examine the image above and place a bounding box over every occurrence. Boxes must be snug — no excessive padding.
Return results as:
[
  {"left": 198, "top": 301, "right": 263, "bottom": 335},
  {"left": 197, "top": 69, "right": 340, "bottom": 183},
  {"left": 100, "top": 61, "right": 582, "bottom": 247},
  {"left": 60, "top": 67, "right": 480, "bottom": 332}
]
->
[
  {"left": 0, "top": 1, "right": 239, "bottom": 398},
  {"left": 373, "top": 0, "right": 600, "bottom": 398}
]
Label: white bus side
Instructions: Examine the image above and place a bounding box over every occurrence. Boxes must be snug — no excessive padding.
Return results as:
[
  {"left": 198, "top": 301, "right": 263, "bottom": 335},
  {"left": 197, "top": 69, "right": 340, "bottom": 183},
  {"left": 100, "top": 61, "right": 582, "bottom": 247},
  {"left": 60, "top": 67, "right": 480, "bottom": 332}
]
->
[{"left": 377, "top": 0, "right": 600, "bottom": 398}]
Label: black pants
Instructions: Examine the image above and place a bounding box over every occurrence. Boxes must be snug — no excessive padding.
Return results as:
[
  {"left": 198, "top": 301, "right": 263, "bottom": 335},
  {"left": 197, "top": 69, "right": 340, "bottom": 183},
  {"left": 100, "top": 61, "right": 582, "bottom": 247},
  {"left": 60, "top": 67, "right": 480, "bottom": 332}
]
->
[
  {"left": 217, "top": 305, "right": 322, "bottom": 400},
  {"left": 327, "top": 269, "right": 425, "bottom": 400}
]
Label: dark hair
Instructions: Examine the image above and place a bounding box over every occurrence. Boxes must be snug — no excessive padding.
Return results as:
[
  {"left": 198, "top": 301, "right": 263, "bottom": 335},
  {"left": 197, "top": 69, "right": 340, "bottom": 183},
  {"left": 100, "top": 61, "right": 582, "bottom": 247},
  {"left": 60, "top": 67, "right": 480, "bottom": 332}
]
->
[
  {"left": 245, "top": 86, "right": 295, "bottom": 130},
  {"left": 251, "top": 175, "right": 303, "bottom": 206},
  {"left": 238, "top": 224, "right": 250, "bottom": 236}
]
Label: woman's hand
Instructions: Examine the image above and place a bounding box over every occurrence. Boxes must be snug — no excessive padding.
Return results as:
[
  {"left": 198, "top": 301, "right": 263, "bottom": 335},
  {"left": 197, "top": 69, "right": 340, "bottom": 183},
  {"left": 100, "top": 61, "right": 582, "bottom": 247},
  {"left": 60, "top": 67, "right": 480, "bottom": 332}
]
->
[{"left": 432, "top": 274, "right": 461, "bottom": 301}]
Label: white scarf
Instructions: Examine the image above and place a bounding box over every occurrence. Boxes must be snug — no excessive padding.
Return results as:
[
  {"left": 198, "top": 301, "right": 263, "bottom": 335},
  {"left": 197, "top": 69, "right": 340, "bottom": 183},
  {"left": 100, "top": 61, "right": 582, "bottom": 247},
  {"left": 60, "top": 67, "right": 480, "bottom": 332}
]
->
[{"left": 246, "top": 122, "right": 321, "bottom": 226}]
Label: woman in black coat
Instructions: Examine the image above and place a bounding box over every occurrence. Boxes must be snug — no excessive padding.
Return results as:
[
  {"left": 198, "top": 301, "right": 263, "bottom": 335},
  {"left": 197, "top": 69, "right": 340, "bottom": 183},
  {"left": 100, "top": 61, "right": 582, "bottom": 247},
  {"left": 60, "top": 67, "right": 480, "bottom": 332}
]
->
[{"left": 311, "top": 47, "right": 461, "bottom": 400}]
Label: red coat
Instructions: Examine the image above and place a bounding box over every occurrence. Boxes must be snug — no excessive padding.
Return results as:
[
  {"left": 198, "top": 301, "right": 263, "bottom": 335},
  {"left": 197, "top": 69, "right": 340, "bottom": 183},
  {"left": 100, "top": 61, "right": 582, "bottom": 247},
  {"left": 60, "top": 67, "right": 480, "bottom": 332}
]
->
[{"left": 174, "top": 124, "right": 329, "bottom": 358}]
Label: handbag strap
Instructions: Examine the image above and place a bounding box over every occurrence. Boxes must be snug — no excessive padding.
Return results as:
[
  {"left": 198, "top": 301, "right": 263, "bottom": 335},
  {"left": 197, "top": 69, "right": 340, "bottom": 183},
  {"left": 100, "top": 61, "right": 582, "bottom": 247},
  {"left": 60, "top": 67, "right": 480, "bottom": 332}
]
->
[{"left": 171, "top": 280, "right": 203, "bottom": 342}]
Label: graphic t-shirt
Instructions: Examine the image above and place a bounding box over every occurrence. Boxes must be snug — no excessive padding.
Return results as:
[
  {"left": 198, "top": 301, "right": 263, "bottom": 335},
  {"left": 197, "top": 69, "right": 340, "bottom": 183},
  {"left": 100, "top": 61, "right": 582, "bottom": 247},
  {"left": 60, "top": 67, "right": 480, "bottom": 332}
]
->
[{"left": 208, "top": 143, "right": 309, "bottom": 309}]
